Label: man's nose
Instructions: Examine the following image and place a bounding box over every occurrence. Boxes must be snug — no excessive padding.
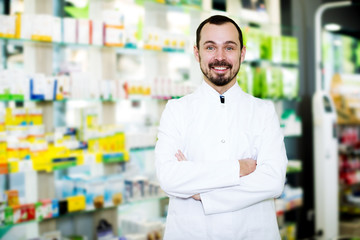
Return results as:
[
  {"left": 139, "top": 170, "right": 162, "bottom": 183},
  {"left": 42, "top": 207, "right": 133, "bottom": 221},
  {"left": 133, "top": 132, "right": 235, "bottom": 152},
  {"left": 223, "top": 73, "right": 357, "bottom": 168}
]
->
[{"left": 215, "top": 49, "right": 226, "bottom": 60}]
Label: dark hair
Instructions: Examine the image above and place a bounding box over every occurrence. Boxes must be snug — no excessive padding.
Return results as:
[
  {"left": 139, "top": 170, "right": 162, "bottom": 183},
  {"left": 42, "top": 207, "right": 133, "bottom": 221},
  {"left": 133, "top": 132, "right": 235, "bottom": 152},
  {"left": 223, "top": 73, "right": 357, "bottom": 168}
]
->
[{"left": 196, "top": 15, "right": 243, "bottom": 50}]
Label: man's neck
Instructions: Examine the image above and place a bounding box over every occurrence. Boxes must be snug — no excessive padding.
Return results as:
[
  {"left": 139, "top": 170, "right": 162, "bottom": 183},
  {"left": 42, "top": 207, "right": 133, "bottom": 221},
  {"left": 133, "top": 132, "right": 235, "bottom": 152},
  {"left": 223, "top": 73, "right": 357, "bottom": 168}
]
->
[{"left": 204, "top": 79, "right": 236, "bottom": 95}]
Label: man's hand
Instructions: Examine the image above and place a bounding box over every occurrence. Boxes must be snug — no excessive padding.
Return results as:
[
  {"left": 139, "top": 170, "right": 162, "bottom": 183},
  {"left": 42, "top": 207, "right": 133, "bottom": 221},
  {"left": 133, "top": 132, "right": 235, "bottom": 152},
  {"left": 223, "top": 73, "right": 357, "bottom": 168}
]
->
[
  {"left": 239, "top": 158, "right": 257, "bottom": 177},
  {"left": 175, "top": 150, "right": 200, "bottom": 201},
  {"left": 192, "top": 194, "right": 201, "bottom": 201},
  {"left": 175, "top": 150, "right": 187, "bottom": 161}
]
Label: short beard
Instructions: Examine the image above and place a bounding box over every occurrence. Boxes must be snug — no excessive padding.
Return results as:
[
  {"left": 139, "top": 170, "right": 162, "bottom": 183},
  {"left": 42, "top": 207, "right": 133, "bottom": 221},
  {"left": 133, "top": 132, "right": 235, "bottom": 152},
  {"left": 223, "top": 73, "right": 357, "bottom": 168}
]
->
[{"left": 200, "top": 58, "right": 240, "bottom": 87}]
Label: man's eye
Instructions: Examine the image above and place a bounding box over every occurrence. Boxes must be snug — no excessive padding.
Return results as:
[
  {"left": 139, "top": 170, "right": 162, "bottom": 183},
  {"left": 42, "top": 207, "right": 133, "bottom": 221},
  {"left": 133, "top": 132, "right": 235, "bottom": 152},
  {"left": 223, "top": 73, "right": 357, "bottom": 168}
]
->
[
  {"left": 226, "top": 47, "right": 234, "bottom": 51},
  {"left": 206, "top": 46, "right": 214, "bottom": 50}
]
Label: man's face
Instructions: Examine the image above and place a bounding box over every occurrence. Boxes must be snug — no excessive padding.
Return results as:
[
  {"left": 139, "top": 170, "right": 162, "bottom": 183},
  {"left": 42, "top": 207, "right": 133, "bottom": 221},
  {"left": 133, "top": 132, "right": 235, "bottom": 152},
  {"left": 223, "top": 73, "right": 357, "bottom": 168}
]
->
[{"left": 194, "top": 22, "right": 245, "bottom": 87}]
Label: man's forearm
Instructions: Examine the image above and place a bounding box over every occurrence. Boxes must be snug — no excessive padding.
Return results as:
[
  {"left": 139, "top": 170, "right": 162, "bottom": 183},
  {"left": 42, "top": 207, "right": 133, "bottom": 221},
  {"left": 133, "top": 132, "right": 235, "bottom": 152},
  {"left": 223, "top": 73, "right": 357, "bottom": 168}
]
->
[
  {"left": 174, "top": 150, "right": 257, "bottom": 201},
  {"left": 239, "top": 158, "right": 257, "bottom": 177}
]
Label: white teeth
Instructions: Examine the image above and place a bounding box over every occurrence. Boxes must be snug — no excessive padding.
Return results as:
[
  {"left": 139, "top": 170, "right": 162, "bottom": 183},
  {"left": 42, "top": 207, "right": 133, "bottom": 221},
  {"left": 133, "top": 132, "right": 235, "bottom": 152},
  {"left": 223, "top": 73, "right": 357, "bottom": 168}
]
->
[{"left": 214, "top": 67, "right": 227, "bottom": 70}]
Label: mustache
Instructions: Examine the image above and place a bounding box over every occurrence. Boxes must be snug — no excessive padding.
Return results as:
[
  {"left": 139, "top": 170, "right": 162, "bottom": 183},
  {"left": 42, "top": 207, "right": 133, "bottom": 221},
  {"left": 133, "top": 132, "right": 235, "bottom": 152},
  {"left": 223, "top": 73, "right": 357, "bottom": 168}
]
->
[{"left": 209, "top": 60, "right": 232, "bottom": 68}]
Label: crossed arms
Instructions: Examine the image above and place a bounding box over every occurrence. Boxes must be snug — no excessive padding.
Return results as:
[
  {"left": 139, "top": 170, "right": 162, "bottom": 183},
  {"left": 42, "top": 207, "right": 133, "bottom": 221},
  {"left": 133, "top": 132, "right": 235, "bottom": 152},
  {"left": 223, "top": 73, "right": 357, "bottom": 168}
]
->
[
  {"left": 175, "top": 149, "right": 257, "bottom": 201},
  {"left": 155, "top": 100, "right": 288, "bottom": 214}
]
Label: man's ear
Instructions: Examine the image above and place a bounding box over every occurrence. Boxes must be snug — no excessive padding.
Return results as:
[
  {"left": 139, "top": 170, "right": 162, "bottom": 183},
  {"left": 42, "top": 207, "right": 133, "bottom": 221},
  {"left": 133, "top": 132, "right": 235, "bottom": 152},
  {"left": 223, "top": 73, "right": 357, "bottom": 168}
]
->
[
  {"left": 194, "top": 45, "right": 200, "bottom": 62},
  {"left": 240, "top": 46, "right": 246, "bottom": 63}
]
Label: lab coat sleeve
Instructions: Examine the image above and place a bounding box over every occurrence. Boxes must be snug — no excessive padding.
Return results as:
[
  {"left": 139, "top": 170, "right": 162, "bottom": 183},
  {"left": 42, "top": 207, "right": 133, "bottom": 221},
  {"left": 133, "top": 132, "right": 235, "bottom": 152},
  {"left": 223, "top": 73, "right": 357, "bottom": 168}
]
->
[
  {"left": 200, "top": 102, "right": 288, "bottom": 214},
  {"left": 155, "top": 100, "right": 240, "bottom": 199}
]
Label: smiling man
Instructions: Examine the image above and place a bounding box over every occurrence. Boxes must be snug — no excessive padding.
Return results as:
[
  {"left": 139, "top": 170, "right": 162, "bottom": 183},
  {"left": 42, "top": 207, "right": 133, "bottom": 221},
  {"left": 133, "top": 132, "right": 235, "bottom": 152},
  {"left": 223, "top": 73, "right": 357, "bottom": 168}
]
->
[
  {"left": 155, "top": 15, "right": 288, "bottom": 239},
  {"left": 195, "top": 18, "right": 243, "bottom": 92}
]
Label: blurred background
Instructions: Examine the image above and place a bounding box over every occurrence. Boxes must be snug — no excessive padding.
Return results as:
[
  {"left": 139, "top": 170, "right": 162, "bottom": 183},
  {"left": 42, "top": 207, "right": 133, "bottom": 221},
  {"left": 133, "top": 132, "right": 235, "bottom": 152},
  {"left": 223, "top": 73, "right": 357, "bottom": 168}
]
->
[{"left": 0, "top": 0, "right": 360, "bottom": 239}]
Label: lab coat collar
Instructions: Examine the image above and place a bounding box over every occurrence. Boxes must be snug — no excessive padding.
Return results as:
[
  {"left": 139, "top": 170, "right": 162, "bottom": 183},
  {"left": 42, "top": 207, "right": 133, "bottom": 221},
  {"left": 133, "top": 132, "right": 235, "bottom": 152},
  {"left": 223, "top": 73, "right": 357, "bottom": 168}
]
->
[{"left": 200, "top": 80, "right": 243, "bottom": 104}]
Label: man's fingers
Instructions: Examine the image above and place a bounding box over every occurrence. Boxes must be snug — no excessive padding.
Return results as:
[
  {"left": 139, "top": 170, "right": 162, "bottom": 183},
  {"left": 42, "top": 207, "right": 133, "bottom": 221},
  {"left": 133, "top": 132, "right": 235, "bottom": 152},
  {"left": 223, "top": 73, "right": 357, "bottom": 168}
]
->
[
  {"left": 178, "top": 150, "right": 186, "bottom": 160},
  {"left": 239, "top": 158, "right": 257, "bottom": 177},
  {"left": 175, "top": 150, "right": 187, "bottom": 161},
  {"left": 192, "top": 194, "right": 201, "bottom": 201}
]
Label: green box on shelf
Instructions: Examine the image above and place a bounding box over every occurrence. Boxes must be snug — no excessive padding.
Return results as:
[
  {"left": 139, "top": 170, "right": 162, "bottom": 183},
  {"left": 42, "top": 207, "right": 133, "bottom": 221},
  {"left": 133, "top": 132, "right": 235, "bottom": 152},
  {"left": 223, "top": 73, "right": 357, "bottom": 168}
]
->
[
  {"left": 270, "top": 36, "right": 282, "bottom": 63},
  {"left": 270, "top": 67, "right": 284, "bottom": 99},
  {"left": 261, "top": 67, "right": 283, "bottom": 99},
  {"left": 35, "top": 202, "right": 43, "bottom": 221},
  {"left": 260, "top": 33, "right": 271, "bottom": 61},
  {"left": 0, "top": 94, "right": 11, "bottom": 101},
  {"left": 281, "top": 36, "right": 288, "bottom": 64},
  {"left": 252, "top": 67, "right": 266, "bottom": 98},
  {"left": 52, "top": 162, "right": 77, "bottom": 171},
  {"left": 289, "top": 37, "right": 299, "bottom": 64},
  {"left": 4, "top": 206, "right": 13, "bottom": 225},
  {"left": 237, "top": 65, "right": 249, "bottom": 93},
  {"left": 102, "top": 152, "right": 125, "bottom": 163},
  {"left": 252, "top": 66, "right": 287, "bottom": 99},
  {"left": 243, "top": 27, "right": 261, "bottom": 60},
  {"left": 282, "top": 36, "right": 299, "bottom": 65},
  {"left": 10, "top": 94, "right": 24, "bottom": 101},
  {"left": 356, "top": 40, "right": 360, "bottom": 69}
]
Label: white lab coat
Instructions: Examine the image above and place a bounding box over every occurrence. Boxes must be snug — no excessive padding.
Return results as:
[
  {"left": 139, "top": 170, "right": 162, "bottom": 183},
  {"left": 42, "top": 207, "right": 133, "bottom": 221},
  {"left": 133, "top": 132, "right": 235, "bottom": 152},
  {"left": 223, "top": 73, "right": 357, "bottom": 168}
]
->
[{"left": 155, "top": 81, "right": 288, "bottom": 240}]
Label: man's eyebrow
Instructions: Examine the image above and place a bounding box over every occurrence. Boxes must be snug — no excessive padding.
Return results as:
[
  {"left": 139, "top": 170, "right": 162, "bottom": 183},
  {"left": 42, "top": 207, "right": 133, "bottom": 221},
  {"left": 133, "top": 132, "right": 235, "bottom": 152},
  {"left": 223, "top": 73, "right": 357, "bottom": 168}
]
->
[
  {"left": 203, "top": 40, "right": 216, "bottom": 45},
  {"left": 224, "top": 41, "right": 238, "bottom": 45},
  {"left": 202, "top": 40, "right": 238, "bottom": 45}
]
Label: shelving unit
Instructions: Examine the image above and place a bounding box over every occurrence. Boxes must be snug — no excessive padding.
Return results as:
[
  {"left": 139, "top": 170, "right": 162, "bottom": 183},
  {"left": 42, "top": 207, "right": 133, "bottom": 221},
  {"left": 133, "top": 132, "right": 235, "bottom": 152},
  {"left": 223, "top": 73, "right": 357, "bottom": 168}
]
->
[
  {"left": 338, "top": 124, "right": 360, "bottom": 236},
  {"left": 0, "top": 0, "right": 307, "bottom": 239}
]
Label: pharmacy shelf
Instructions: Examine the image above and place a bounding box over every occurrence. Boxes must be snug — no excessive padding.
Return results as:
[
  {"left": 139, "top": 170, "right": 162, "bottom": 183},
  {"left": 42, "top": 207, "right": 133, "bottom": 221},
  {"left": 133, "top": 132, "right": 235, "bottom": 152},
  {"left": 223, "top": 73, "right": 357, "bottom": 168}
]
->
[
  {"left": 0, "top": 41, "right": 300, "bottom": 68},
  {"left": 244, "top": 59, "right": 299, "bottom": 68},
  {"left": 136, "top": 0, "right": 202, "bottom": 10},
  {"left": 129, "top": 146, "right": 155, "bottom": 152},
  {"left": 276, "top": 199, "right": 303, "bottom": 216},
  {"left": 0, "top": 98, "right": 113, "bottom": 103},
  {"left": 284, "top": 134, "right": 302, "bottom": 138},
  {"left": 0, "top": 96, "right": 185, "bottom": 103},
  {"left": 286, "top": 168, "right": 302, "bottom": 174},
  {"left": 0, "top": 95, "right": 302, "bottom": 104},
  {"left": 0, "top": 36, "right": 187, "bottom": 54},
  {"left": 340, "top": 204, "right": 360, "bottom": 215},
  {"left": 0, "top": 151, "right": 129, "bottom": 175},
  {"left": 0, "top": 195, "right": 168, "bottom": 233},
  {"left": 272, "top": 97, "right": 302, "bottom": 103},
  {"left": 0, "top": 147, "right": 158, "bottom": 176},
  {"left": 117, "top": 195, "right": 168, "bottom": 214},
  {"left": 0, "top": 98, "right": 119, "bottom": 103}
]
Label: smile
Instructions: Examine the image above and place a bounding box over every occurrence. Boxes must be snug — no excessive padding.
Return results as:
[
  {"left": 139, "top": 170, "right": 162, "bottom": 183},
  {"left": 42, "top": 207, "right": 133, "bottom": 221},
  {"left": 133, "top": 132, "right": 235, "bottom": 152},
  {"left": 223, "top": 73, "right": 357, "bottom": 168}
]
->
[
  {"left": 211, "top": 66, "right": 230, "bottom": 73},
  {"left": 213, "top": 67, "right": 228, "bottom": 70}
]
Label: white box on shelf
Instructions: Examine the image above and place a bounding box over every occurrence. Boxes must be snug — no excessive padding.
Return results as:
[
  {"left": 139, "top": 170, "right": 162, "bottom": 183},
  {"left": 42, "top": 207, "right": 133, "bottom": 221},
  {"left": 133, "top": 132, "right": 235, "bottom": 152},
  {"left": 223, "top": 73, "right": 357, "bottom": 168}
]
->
[
  {"left": 19, "top": 14, "right": 33, "bottom": 39},
  {"left": 70, "top": 72, "right": 92, "bottom": 99},
  {"left": 0, "top": 15, "right": 16, "bottom": 37},
  {"left": 100, "top": 80, "right": 116, "bottom": 100},
  {"left": 55, "top": 75, "right": 71, "bottom": 100},
  {"left": 91, "top": 19, "right": 103, "bottom": 46},
  {"left": 63, "top": 17, "right": 77, "bottom": 44},
  {"left": 102, "top": 10, "right": 124, "bottom": 47},
  {"left": 44, "top": 77, "right": 56, "bottom": 100},
  {"left": 32, "top": 14, "right": 53, "bottom": 41},
  {"left": 281, "top": 109, "right": 302, "bottom": 137},
  {"left": 78, "top": 19, "right": 91, "bottom": 45},
  {"left": 30, "top": 73, "right": 47, "bottom": 100},
  {"left": 9, "top": 70, "right": 30, "bottom": 100},
  {"left": 52, "top": 16, "right": 62, "bottom": 43}
]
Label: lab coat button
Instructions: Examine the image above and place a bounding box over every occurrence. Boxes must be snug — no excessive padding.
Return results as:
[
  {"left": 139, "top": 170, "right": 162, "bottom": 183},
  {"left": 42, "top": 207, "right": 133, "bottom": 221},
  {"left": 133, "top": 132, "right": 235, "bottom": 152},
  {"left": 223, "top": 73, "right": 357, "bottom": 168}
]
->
[{"left": 221, "top": 139, "right": 225, "bottom": 143}]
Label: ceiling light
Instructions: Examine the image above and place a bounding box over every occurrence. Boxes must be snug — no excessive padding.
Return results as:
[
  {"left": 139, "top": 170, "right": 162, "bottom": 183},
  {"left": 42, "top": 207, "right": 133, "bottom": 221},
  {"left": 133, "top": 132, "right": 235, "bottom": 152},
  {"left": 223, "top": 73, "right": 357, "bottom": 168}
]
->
[{"left": 324, "top": 23, "right": 341, "bottom": 32}]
